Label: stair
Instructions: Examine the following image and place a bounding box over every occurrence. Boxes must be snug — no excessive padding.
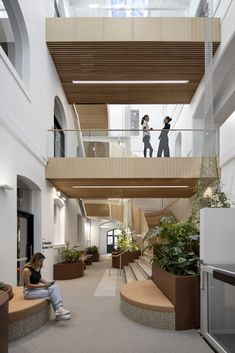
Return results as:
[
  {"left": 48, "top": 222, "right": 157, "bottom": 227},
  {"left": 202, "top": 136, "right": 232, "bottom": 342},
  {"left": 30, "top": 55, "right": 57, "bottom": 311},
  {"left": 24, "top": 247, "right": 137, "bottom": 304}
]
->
[
  {"left": 123, "top": 266, "right": 136, "bottom": 283},
  {"left": 123, "top": 255, "right": 153, "bottom": 283}
]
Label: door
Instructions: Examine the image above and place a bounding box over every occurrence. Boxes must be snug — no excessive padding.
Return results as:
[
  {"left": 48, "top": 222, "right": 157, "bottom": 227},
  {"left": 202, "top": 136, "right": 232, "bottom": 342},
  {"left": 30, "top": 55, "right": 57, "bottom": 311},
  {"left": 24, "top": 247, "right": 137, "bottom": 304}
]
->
[
  {"left": 107, "top": 229, "right": 121, "bottom": 253},
  {"left": 17, "top": 210, "right": 34, "bottom": 286}
]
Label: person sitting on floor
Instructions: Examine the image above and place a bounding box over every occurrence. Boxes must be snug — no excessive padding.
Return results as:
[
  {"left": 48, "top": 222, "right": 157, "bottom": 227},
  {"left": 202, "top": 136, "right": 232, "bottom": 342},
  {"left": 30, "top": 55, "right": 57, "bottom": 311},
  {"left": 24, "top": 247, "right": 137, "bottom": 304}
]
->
[{"left": 22, "top": 252, "right": 70, "bottom": 321}]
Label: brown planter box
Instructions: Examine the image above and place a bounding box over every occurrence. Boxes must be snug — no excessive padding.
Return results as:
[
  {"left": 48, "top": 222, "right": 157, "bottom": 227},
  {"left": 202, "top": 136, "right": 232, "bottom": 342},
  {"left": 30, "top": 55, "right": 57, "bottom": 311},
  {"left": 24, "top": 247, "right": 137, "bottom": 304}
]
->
[
  {"left": 85, "top": 256, "right": 93, "bottom": 265},
  {"left": 53, "top": 261, "right": 84, "bottom": 280},
  {"left": 1, "top": 285, "right": 13, "bottom": 301},
  {"left": 152, "top": 264, "right": 200, "bottom": 330},
  {"left": 112, "top": 251, "right": 141, "bottom": 269},
  {"left": 91, "top": 253, "right": 100, "bottom": 262},
  {"left": 0, "top": 292, "right": 8, "bottom": 353}
]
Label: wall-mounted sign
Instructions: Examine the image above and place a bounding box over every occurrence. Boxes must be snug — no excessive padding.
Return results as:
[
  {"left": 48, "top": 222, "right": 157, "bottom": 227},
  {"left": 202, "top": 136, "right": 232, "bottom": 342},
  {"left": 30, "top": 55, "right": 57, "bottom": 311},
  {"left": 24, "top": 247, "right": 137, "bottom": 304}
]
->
[{"left": 42, "top": 239, "right": 53, "bottom": 250}]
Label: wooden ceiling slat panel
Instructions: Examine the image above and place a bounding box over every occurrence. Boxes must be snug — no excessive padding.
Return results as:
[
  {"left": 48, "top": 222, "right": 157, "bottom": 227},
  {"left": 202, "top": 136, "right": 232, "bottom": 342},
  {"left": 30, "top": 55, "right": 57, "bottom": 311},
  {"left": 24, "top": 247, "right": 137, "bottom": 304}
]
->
[{"left": 47, "top": 38, "right": 220, "bottom": 104}]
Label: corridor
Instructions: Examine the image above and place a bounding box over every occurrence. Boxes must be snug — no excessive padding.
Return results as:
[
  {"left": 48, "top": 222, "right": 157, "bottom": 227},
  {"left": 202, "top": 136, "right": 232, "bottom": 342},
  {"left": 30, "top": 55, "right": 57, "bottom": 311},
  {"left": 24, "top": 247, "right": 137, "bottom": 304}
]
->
[{"left": 9, "top": 257, "right": 213, "bottom": 353}]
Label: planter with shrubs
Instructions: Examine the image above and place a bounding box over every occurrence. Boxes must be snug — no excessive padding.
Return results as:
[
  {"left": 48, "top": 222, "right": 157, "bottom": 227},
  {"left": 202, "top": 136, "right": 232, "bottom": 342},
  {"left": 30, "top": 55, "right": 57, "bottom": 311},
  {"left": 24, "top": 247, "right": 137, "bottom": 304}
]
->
[{"left": 54, "top": 242, "right": 84, "bottom": 280}]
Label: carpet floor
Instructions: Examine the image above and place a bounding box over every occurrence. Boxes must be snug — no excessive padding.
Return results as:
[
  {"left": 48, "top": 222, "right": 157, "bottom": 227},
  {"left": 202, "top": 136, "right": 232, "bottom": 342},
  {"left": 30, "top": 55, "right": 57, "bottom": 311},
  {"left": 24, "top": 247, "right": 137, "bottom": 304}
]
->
[{"left": 9, "top": 256, "right": 213, "bottom": 353}]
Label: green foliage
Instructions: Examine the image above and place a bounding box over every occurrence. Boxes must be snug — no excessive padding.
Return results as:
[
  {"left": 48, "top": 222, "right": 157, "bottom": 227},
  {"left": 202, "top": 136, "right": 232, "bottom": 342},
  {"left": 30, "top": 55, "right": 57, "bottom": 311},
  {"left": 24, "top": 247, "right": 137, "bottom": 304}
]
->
[
  {"left": 0, "top": 282, "right": 6, "bottom": 290},
  {"left": 116, "top": 225, "right": 139, "bottom": 252},
  {"left": 190, "top": 180, "right": 231, "bottom": 227},
  {"left": 145, "top": 217, "right": 199, "bottom": 276},
  {"left": 58, "top": 241, "right": 81, "bottom": 263},
  {"left": 86, "top": 246, "right": 99, "bottom": 254}
]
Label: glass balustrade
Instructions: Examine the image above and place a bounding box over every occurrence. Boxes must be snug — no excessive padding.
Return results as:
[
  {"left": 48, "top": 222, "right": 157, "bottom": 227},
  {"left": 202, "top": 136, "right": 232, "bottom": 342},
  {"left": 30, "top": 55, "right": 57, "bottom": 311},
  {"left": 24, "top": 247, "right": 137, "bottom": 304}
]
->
[
  {"left": 47, "top": 128, "right": 218, "bottom": 158},
  {"left": 55, "top": 0, "right": 207, "bottom": 18}
]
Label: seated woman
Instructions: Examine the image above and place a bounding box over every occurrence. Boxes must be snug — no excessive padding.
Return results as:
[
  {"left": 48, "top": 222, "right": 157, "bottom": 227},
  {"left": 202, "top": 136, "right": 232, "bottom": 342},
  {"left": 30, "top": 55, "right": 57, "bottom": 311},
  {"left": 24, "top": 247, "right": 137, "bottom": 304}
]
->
[{"left": 22, "top": 252, "right": 70, "bottom": 320}]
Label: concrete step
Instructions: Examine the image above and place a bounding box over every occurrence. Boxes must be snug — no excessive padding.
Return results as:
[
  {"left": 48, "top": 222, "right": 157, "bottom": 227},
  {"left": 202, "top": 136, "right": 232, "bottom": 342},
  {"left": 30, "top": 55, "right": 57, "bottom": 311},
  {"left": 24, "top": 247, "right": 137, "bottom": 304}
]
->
[
  {"left": 139, "top": 255, "right": 152, "bottom": 267},
  {"left": 124, "top": 266, "right": 136, "bottom": 283},
  {"left": 129, "top": 262, "right": 147, "bottom": 281},
  {"left": 134, "top": 259, "right": 152, "bottom": 278}
]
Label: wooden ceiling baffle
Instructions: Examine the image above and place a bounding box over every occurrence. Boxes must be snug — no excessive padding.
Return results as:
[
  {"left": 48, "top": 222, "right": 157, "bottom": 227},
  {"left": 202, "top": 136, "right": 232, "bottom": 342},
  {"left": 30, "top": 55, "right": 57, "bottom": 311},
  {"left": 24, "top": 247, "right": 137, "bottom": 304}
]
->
[{"left": 46, "top": 17, "right": 220, "bottom": 105}]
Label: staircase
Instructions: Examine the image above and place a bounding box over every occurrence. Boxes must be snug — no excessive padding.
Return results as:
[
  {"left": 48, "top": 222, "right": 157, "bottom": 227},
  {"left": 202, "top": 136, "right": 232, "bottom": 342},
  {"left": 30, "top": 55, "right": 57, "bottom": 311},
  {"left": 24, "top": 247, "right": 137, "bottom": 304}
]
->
[{"left": 124, "top": 254, "right": 152, "bottom": 283}]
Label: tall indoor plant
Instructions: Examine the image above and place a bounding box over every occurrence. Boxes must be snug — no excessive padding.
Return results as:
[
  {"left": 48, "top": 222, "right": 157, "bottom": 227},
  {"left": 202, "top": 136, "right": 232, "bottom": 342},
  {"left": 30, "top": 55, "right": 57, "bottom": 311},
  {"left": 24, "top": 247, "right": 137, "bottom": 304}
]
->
[
  {"left": 144, "top": 216, "right": 200, "bottom": 330},
  {"left": 112, "top": 225, "right": 140, "bottom": 269}
]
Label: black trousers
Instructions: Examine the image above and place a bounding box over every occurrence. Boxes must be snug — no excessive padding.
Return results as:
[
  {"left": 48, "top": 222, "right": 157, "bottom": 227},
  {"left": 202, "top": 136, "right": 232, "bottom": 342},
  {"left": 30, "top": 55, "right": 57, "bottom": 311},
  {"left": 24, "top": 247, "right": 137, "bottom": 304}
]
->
[
  {"left": 157, "top": 136, "right": 170, "bottom": 157},
  {"left": 143, "top": 135, "right": 153, "bottom": 157}
]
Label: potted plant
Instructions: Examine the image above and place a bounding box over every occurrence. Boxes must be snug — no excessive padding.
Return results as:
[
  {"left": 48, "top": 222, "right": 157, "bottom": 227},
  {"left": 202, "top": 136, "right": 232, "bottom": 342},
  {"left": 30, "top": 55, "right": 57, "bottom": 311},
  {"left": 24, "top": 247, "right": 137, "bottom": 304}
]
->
[
  {"left": 86, "top": 246, "right": 100, "bottom": 262},
  {"left": 53, "top": 241, "right": 84, "bottom": 280},
  {"left": 0, "top": 281, "right": 13, "bottom": 300},
  {"left": 112, "top": 226, "right": 140, "bottom": 269},
  {"left": 144, "top": 216, "right": 200, "bottom": 330}
]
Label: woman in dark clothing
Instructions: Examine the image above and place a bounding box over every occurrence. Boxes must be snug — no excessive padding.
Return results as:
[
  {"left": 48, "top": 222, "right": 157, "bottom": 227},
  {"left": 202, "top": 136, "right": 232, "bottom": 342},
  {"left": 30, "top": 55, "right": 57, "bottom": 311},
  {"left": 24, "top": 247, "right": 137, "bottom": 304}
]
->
[
  {"left": 157, "top": 116, "right": 172, "bottom": 157},
  {"left": 22, "top": 252, "right": 70, "bottom": 320},
  {"left": 141, "top": 115, "right": 153, "bottom": 157}
]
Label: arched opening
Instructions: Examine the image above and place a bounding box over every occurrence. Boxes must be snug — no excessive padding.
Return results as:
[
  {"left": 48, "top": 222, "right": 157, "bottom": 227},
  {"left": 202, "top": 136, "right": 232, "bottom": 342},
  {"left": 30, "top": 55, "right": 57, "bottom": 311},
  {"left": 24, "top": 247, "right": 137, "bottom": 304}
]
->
[
  {"left": 175, "top": 132, "right": 182, "bottom": 157},
  {"left": 17, "top": 175, "right": 41, "bottom": 285},
  {"left": 54, "top": 96, "right": 67, "bottom": 157},
  {"left": 0, "top": 0, "right": 30, "bottom": 83}
]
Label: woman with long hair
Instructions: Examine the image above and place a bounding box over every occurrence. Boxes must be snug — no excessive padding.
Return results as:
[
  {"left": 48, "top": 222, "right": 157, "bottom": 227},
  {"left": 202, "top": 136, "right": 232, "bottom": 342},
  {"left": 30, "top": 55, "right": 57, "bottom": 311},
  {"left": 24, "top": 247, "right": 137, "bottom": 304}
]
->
[
  {"left": 22, "top": 252, "right": 70, "bottom": 320},
  {"left": 141, "top": 115, "right": 153, "bottom": 157},
  {"left": 157, "top": 116, "right": 172, "bottom": 157}
]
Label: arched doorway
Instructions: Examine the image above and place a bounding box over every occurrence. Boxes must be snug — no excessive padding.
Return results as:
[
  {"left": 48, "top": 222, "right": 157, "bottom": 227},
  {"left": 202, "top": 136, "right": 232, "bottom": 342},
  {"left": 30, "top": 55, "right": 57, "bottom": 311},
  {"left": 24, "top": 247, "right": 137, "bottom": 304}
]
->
[
  {"left": 17, "top": 175, "right": 41, "bottom": 285},
  {"left": 106, "top": 228, "right": 122, "bottom": 253}
]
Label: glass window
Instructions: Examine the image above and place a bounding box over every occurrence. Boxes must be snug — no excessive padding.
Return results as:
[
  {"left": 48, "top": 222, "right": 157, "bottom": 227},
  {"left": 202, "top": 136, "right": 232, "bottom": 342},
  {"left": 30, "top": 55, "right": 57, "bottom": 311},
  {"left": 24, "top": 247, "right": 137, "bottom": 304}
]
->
[
  {"left": 130, "top": 110, "right": 140, "bottom": 136},
  {"left": 107, "top": 235, "right": 113, "bottom": 245},
  {"left": 0, "top": 0, "right": 16, "bottom": 67},
  {"left": 54, "top": 117, "right": 65, "bottom": 157}
]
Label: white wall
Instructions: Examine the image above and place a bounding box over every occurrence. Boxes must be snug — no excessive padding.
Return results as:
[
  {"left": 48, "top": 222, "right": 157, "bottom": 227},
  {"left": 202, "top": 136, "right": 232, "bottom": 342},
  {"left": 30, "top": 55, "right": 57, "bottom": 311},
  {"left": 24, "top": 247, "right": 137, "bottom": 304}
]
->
[
  {"left": 220, "top": 110, "right": 235, "bottom": 204},
  {"left": 0, "top": 0, "right": 84, "bottom": 285}
]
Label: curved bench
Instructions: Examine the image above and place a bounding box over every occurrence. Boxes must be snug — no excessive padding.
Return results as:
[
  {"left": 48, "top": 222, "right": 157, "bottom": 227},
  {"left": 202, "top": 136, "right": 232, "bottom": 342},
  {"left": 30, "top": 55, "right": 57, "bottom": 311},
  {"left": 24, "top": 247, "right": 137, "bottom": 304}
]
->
[
  {"left": 9, "top": 287, "right": 51, "bottom": 341},
  {"left": 120, "top": 280, "right": 175, "bottom": 330}
]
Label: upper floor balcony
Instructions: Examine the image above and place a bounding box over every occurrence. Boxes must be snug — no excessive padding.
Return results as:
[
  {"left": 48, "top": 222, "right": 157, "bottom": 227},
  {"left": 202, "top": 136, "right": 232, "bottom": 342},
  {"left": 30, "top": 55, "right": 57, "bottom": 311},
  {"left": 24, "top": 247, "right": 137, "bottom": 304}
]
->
[{"left": 45, "top": 128, "right": 218, "bottom": 199}]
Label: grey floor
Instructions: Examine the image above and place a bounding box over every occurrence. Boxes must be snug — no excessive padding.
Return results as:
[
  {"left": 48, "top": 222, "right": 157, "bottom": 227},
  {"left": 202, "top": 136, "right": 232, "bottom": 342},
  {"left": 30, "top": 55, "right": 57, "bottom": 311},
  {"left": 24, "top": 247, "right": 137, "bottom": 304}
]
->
[{"left": 9, "top": 256, "right": 213, "bottom": 353}]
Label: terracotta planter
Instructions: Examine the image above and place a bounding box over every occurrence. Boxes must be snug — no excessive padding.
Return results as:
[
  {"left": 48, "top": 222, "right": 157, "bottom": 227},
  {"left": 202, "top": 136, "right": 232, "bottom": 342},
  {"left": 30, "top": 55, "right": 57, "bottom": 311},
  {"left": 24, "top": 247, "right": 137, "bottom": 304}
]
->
[
  {"left": 152, "top": 264, "right": 200, "bottom": 330},
  {"left": 112, "top": 251, "right": 141, "bottom": 269},
  {"left": 53, "top": 261, "right": 84, "bottom": 280},
  {"left": 0, "top": 291, "right": 8, "bottom": 353},
  {"left": 85, "top": 256, "right": 93, "bottom": 265},
  {"left": 90, "top": 253, "right": 99, "bottom": 262}
]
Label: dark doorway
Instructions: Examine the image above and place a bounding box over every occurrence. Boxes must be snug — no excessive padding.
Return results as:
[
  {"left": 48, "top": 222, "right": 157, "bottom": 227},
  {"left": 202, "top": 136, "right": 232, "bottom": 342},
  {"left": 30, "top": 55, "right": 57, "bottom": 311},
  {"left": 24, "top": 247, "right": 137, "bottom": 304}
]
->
[
  {"left": 17, "top": 210, "right": 34, "bottom": 286},
  {"left": 54, "top": 116, "right": 65, "bottom": 157},
  {"left": 107, "top": 229, "right": 121, "bottom": 253}
]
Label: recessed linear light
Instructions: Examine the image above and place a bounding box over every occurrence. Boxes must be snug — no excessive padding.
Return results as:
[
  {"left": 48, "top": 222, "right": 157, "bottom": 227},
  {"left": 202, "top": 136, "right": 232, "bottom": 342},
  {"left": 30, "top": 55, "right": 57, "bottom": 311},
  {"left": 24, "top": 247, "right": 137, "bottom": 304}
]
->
[
  {"left": 72, "top": 80, "right": 189, "bottom": 85},
  {"left": 72, "top": 186, "right": 189, "bottom": 189}
]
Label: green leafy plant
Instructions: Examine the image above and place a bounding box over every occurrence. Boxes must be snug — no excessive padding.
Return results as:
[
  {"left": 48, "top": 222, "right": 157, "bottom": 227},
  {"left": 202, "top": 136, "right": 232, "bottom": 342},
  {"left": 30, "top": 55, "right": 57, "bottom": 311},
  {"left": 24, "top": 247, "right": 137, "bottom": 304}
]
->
[
  {"left": 86, "top": 246, "right": 99, "bottom": 254},
  {"left": 115, "top": 225, "right": 139, "bottom": 252},
  {"left": 58, "top": 241, "right": 81, "bottom": 263},
  {"left": 145, "top": 217, "right": 199, "bottom": 276},
  {"left": 0, "top": 282, "right": 6, "bottom": 290}
]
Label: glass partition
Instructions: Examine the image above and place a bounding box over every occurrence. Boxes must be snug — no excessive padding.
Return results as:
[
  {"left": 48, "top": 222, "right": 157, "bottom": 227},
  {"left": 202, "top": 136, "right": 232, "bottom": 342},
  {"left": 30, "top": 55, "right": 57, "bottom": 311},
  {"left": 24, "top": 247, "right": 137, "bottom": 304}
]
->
[
  {"left": 63, "top": 0, "right": 204, "bottom": 18},
  {"left": 47, "top": 128, "right": 218, "bottom": 158}
]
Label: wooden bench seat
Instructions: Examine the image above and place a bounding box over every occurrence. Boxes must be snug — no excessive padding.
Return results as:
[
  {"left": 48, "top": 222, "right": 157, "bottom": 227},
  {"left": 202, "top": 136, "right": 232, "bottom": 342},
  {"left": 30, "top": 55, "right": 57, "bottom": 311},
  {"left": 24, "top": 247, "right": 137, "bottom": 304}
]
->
[
  {"left": 9, "top": 287, "right": 51, "bottom": 341},
  {"left": 120, "top": 280, "right": 175, "bottom": 330}
]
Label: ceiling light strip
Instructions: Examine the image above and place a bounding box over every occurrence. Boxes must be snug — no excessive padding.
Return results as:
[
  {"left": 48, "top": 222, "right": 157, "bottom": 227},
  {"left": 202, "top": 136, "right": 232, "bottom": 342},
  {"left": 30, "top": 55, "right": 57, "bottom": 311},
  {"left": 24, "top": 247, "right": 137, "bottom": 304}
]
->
[
  {"left": 72, "top": 80, "right": 189, "bottom": 85},
  {"left": 72, "top": 186, "right": 190, "bottom": 189}
]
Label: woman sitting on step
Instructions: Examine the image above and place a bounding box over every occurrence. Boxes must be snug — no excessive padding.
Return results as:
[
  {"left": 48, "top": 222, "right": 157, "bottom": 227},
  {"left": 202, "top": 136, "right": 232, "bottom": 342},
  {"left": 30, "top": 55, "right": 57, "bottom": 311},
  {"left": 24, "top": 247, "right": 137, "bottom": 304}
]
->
[{"left": 22, "top": 252, "right": 70, "bottom": 320}]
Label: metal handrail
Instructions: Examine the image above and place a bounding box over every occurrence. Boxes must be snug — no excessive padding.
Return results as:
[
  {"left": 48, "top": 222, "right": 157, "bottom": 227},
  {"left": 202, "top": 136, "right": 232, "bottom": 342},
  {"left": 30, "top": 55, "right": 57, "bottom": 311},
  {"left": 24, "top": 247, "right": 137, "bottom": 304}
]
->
[
  {"left": 48, "top": 128, "right": 217, "bottom": 132},
  {"left": 109, "top": 240, "right": 144, "bottom": 277}
]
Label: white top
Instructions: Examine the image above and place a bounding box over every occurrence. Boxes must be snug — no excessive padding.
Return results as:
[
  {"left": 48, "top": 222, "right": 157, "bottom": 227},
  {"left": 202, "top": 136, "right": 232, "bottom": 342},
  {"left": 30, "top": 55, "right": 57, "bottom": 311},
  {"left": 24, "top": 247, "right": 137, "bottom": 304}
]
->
[{"left": 142, "top": 120, "right": 150, "bottom": 137}]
